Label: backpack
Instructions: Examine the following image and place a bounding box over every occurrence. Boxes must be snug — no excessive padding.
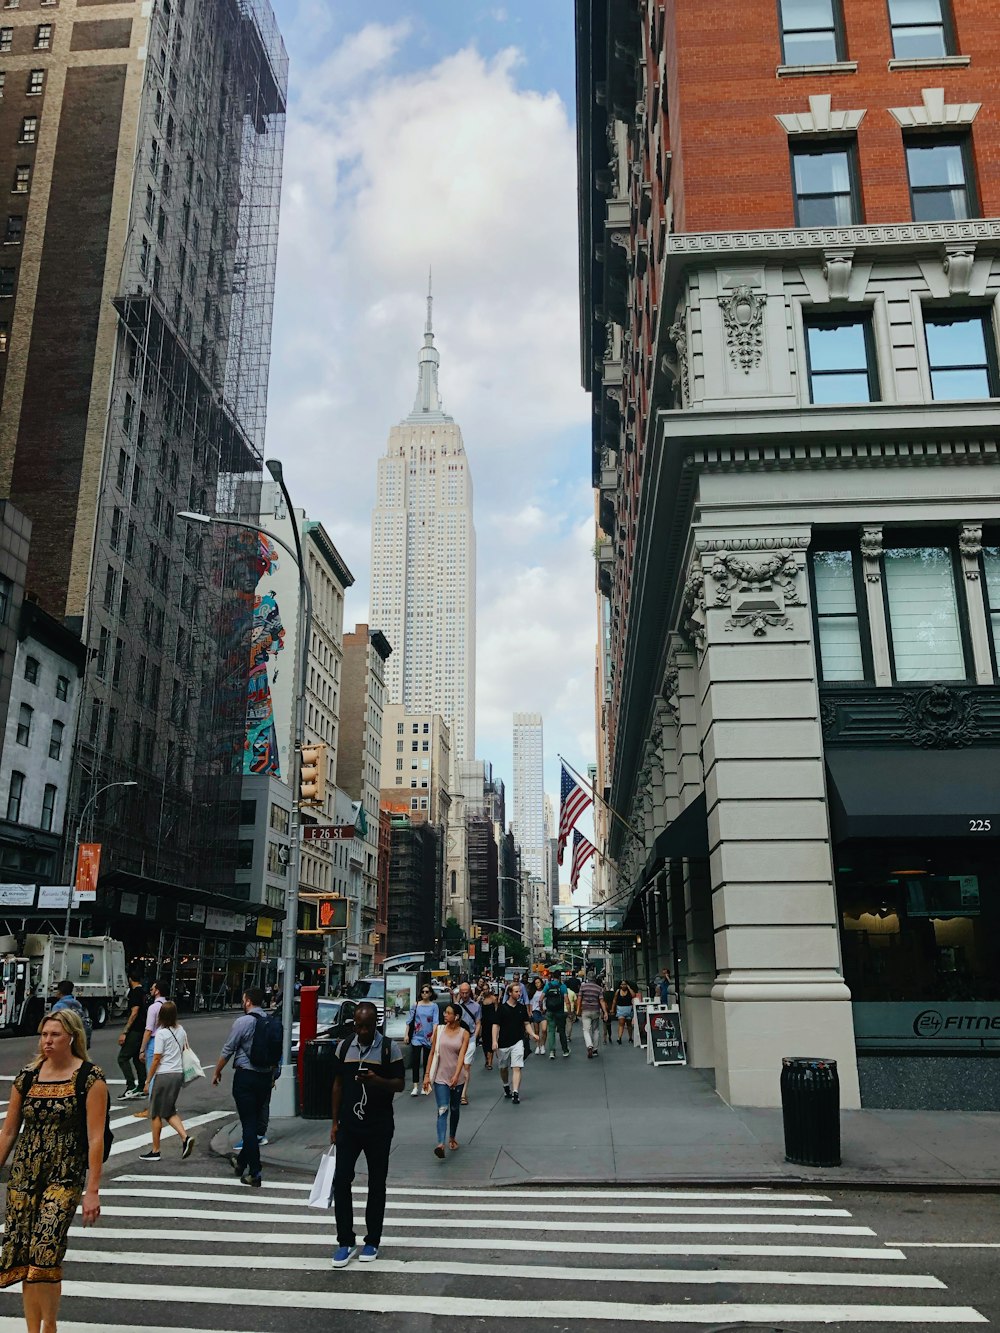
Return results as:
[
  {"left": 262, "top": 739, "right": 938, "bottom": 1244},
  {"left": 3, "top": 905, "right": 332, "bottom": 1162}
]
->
[
  {"left": 20, "top": 1061, "right": 113, "bottom": 1162},
  {"left": 248, "top": 1011, "right": 283, "bottom": 1069},
  {"left": 458, "top": 1002, "right": 479, "bottom": 1036},
  {"left": 335, "top": 1035, "right": 394, "bottom": 1071},
  {"left": 544, "top": 982, "right": 565, "bottom": 1013}
]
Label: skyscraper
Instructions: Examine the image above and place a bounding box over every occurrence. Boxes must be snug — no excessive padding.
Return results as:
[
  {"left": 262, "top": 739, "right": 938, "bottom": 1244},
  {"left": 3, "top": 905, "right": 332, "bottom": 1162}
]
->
[
  {"left": 512, "top": 712, "right": 544, "bottom": 883},
  {"left": 369, "top": 284, "right": 476, "bottom": 767}
]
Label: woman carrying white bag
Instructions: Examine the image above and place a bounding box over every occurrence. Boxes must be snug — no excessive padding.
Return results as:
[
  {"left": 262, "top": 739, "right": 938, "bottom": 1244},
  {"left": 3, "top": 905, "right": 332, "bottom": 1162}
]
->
[{"left": 140, "top": 1001, "right": 199, "bottom": 1162}]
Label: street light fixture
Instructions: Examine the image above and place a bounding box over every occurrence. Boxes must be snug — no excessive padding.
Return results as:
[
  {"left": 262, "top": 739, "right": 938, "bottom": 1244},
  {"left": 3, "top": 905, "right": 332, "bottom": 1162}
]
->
[
  {"left": 65, "top": 780, "right": 138, "bottom": 948},
  {"left": 180, "top": 466, "right": 311, "bottom": 1119}
]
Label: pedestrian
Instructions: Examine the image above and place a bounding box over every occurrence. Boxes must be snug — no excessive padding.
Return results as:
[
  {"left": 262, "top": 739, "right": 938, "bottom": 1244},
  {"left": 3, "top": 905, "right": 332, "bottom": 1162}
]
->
[
  {"left": 613, "top": 979, "right": 636, "bottom": 1043},
  {"left": 492, "top": 982, "right": 533, "bottom": 1103},
  {"left": 50, "top": 979, "right": 93, "bottom": 1047},
  {"left": 454, "top": 981, "right": 481, "bottom": 1106},
  {"left": 423, "top": 1002, "right": 469, "bottom": 1158},
  {"left": 139, "top": 978, "right": 168, "bottom": 1077},
  {"left": 601, "top": 978, "right": 616, "bottom": 1044},
  {"left": 0, "top": 1008, "right": 108, "bottom": 1332},
  {"left": 211, "top": 986, "right": 280, "bottom": 1188},
  {"left": 330, "top": 1002, "right": 405, "bottom": 1268},
  {"left": 577, "top": 972, "right": 608, "bottom": 1059},
  {"left": 404, "top": 983, "right": 439, "bottom": 1097},
  {"left": 478, "top": 980, "right": 499, "bottom": 1071},
  {"left": 117, "top": 969, "right": 146, "bottom": 1100},
  {"left": 512, "top": 972, "right": 530, "bottom": 1005},
  {"left": 528, "top": 975, "right": 547, "bottom": 1054},
  {"left": 140, "top": 1001, "right": 196, "bottom": 1162},
  {"left": 656, "top": 968, "right": 672, "bottom": 1006},
  {"left": 564, "top": 970, "right": 582, "bottom": 1045},
  {"left": 543, "top": 970, "right": 571, "bottom": 1059}
]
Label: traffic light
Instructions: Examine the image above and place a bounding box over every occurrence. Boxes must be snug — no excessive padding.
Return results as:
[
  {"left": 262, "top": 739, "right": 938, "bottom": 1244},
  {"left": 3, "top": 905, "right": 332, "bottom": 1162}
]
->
[
  {"left": 317, "top": 897, "right": 348, "bottom": 930},
  {"left": 299, "top": 742, "right": 327, "bottom": 807}
]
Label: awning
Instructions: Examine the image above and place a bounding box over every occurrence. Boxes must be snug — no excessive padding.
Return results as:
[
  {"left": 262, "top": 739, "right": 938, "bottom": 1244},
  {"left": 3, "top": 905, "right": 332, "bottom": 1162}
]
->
[
  {"left": 825, "top": 748, "right": 1000, "bottom": 843},
  {"left": 642, "top": 792, "right": 709, "bottom": 881}
]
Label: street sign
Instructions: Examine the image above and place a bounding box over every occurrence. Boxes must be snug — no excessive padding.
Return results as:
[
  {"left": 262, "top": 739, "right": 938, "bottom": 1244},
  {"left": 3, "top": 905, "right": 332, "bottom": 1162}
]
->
[
  {"left": 543, "top": 927, "right": 552, "bottom": 947},
  {"left": 302, "top": 824, "right": 356, "bottom": 843}
]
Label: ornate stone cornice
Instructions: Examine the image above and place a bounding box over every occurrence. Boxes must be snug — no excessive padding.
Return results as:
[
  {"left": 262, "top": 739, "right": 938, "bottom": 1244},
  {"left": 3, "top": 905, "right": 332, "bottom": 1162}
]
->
[
  {"left": 696, "top": 536, "right": 809, "bottom": 553},
  {"left": 687, "top": 439, "right": 1000, "bottom": 471},
  {"left": 776, "top": 95, "right": 866, "bottom": 136},
  {"left": 667, "top": 219, "right": 1000, "bottom": 261},
  {"left": 889, "top": 87, "right": 980, "bottom": 129}
]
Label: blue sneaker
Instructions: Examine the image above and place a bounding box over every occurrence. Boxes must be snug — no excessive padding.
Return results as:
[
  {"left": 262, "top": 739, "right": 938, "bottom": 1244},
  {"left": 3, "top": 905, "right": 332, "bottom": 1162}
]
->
[
  {"left": 331, "top": 1245, "right": 358, "bottom": 1269},
  {"left": 234, "top": 1136, "right": 268, "bottom": 1151},
  {"left": 358, "top": 1245, "right": 379, "bottom": 1263}
]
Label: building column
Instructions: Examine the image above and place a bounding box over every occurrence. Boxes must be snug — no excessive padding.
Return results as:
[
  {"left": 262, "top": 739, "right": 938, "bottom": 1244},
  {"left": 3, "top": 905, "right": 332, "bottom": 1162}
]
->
[
  {"left": 694, "top": 531, "right": 860, "bottom": 1109},
  {"left": 682, "top": 858, "right": 715, "bottom": 1068},
  {"left": 958, "top": 523, "right": 994, "bottom": 685}
]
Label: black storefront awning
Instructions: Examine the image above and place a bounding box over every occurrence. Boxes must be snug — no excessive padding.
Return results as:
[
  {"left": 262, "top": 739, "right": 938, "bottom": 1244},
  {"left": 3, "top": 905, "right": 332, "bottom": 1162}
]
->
[
  {"left": 826, "top": 748, "right": 1000, "bottom": 843},
  {"left": 642, "top": 792, "right": 709, "bottom": 882}
]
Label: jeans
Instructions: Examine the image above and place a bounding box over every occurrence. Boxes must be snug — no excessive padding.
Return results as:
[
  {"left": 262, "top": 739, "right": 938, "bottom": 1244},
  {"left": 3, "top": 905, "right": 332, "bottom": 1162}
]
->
[
  {"left": 546, "top": 1011, "right": 568, "bottom": 1054},
  {"left": 581, "top": 1013, "right": 602, "bottom": 1050},
  {"left": 232, "top": 1068, "right": 272, "bottom": 1179},
  {"left": 118, "top": 1030, "right": 143, "bottom": 1089},
  {"left": 410, "top": 1044, "right": 431, "bottom": 1087},
  {"left": 333, "top": 1122, "right": 393, "bottom": 1247},
  {"left": 433, "top": 1081, "right": 463, "bottom": 1145}
]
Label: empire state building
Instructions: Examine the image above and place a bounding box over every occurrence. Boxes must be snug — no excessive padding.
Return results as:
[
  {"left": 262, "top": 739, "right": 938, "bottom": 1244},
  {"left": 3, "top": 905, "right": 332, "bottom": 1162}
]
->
[{"left": 369, "top": 287, "right": 477, "bottom": 766}]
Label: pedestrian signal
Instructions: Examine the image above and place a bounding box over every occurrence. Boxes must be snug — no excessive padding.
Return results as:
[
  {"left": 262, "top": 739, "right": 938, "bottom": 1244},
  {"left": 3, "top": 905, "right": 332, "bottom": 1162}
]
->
[{"left": 317, "top": 897, "right": 348, "bottom": 930}]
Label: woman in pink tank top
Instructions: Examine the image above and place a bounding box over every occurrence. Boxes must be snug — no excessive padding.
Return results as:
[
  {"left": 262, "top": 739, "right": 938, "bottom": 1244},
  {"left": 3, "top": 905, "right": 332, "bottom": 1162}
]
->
[{"left": 423, "top": 1004, "right": 470, "bottom": 1158}]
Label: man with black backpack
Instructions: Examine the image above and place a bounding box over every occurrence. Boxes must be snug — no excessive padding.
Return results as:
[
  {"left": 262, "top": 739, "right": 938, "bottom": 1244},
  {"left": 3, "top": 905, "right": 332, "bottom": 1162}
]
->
[
  {"left": 544, "top": 970, "right": 571, "bottom": 1060},
  {"left": 211, "top": 986, "right": 282, "bottom": 1187}
]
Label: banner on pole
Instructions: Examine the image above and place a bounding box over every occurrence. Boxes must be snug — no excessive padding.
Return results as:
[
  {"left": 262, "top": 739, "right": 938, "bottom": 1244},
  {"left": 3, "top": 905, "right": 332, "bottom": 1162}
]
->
[{"left": 75, "top": 844, "right": 101, "bottom": 900}]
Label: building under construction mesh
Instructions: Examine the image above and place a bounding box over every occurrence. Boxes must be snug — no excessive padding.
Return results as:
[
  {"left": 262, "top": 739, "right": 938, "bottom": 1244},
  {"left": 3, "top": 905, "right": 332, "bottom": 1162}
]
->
[
  {"left": 68, "top": 0, "right": 287, "bottom": 997},
  {"left": 387, "top": 817, "right": 443, "bottom": 958}
]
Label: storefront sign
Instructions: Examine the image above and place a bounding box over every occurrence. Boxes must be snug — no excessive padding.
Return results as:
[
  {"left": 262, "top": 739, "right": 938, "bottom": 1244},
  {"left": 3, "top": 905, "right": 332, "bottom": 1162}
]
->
[
  {"left": 256, "top": 916, "right": 273, "bottom": 939},
  {"left": 0, "top": 885, "right": 35, "bottom": 907},
  {"left": 206, "top": 908, "right": 241, "bottom": 934},
  {"left": 37, "top": 886, "right": 80, "bottom": 909},
  {"left": 191, "top": 905, "right": 207, "bottom": 924},
  {"left": 647, "top": 1006, "right": 687, "bottom": 1066},
  {"left": 119, "top": 892, "right": 139, "bottom": 916},
  {"left": 854, "top": 1001, "right": 1000, "bottom": 1050},
  {"left": 345, "top": 946, "right": 360, "bottom": 962}
]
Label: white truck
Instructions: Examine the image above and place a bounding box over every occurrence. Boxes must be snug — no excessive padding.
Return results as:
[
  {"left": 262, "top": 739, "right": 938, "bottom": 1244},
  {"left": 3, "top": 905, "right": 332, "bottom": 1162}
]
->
[{"left": 0, "top": 934, "right": 129, "bottom": 1035}]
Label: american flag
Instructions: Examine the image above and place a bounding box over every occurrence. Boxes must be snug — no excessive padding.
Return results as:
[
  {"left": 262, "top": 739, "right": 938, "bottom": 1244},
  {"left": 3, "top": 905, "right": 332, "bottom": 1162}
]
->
[
  {"left": 570, "top": 828, "right": 596, "bottom": 894},
  {"left": 557, "top": 761, "right": 592, "bottom": 865}
]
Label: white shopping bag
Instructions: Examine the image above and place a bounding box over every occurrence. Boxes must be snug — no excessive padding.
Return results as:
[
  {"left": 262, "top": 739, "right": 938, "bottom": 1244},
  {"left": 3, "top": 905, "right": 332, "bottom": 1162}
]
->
[{"left": 307, "top": 1146, "right": 336, "bottom": 1210}]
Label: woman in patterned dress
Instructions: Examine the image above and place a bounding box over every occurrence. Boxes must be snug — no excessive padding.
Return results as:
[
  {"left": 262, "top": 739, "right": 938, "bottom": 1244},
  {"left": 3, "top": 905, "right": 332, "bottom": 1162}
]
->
[{"left": 0, "top": 1008, "right": 108, "bottom": 1332}]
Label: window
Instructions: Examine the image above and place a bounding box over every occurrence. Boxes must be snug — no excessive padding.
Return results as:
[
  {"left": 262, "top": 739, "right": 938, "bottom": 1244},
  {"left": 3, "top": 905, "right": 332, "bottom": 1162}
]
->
[
  {"left": 26, "top": 70, "right": 43, "bottom": 96},
  {"left": 48, "top": 718, "right": 63, "bottom": 760},
  {"left": 779, "top": 0, "right": 844, "bottom": 63},
  {"left": 237, "top": 839, "right": 254, "bottom": 870},
  {"left": 55, "top": 673, "right": 68, "bottom": 701},
  {"left": 240, "top": 798, "right": 256, "bottom": 825},
  {"left": 6, "top": 771, "right": 22, "bottom": 822},
  {"left": 396, "top": 722, "right": 403, "bottom": 734},
  {"left": 396, "top": 758, "right": 403, "bottom": 771},
  {"left": 12, "top": 166, "right": 29, "bottom": 195},
  {"left": 0, "top": 28, "right": 11, "bottom": 51},
  {"left": 811, "top": 549, "right": 866, "bottom": 681},
  {"left": 34, "top": 23, "right": 51, "bottom": 49},
  {"left": 23, "top": 655, "right": 38, "bottom": 684},
  {"left": 888, "top": 0, "right": 951, "bottom": 59},
  {"left": 0, "top": 267, "right": 13, "bottom": 298},
  {"left": 269, "top": 803, "right": 289, "bottom": 835},
  {"left": 4, "top": 215, "right": 20, "bottom": 243},
  {"left": 884, "top": 544, "right": 966, "bottom": 681},
  {"left": 18, "top": 116, "right": 35, "bottom": 144},
  {"left": 792, "top": 144, "right": 859, "bottom": 226},
  {"left": 805, "top": 316, "right": 878, "bottom": 403},
  {"left": 906, "top": 136, "right": 975, "bottom": 222},
  {"left": 925, "top": 313, "right": 997, "bottom": 400},
  {"left": 40, "top": 783, "right": 55, "bottom": 832},
  {"left": 16, "top": 702, "right": 31, "bottom": 746}
]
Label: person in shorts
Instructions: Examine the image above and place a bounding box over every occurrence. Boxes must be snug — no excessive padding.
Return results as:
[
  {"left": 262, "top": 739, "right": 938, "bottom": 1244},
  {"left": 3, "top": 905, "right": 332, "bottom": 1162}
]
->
[{"left": 491, "top": 983, "right": 534, "bottom": 1104}]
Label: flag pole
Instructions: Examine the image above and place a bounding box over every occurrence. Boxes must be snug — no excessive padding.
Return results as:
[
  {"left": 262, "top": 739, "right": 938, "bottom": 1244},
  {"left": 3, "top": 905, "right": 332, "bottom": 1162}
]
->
[{"left": 558, "top": 753, "right": 646, "bottom": 846}]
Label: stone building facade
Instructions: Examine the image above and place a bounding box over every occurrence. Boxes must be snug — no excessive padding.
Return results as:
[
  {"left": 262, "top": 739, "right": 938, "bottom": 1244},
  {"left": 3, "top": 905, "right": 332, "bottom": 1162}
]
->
[{"left": 577, "top": 0, "right": 1000, "bottom": 1109}]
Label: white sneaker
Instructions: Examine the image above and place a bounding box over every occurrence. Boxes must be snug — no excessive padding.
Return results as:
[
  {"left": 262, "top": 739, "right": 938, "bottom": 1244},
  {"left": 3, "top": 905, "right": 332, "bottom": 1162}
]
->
[
  {"left": 549, "top": 1053, "right": 555, "bottom": 1060},
  {"left": 410, "top": 1086, "right": 420, "bottom": 1097}
]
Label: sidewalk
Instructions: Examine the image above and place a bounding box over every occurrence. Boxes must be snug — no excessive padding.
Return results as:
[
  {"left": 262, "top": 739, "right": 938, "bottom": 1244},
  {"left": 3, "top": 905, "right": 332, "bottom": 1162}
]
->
[{"left": 209, "top": 1036, "right": 1000, "bottom": 1188}]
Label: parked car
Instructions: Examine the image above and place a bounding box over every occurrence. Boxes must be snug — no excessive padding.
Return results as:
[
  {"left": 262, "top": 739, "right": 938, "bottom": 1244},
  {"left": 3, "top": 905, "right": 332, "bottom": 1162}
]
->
[{"left": 291, "top": 996, "right": 358, "bottom": 1057}]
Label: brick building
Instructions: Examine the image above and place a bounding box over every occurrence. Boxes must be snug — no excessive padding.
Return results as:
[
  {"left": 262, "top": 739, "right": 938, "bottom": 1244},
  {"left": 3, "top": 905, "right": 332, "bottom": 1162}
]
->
[{"left": 578, "top": 0, "right": 1000, "bottom": 1108}]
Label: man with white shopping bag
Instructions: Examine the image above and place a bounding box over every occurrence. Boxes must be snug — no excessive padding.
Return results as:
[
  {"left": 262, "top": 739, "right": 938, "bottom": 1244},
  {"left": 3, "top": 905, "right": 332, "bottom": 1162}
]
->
[{"left": 328, "top": 1002, "right": 405, "bottom": 1268}]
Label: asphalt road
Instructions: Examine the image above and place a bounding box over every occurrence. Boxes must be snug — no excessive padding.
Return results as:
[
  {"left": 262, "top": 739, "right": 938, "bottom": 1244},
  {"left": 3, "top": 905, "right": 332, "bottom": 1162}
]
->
[{"left": 0, "top": 1016, "right": 997, "bottom": 1331}]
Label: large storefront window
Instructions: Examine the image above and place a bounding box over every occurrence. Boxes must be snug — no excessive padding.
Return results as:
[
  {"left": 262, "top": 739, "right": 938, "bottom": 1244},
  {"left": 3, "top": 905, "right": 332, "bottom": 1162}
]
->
[
  {"left": 883, "top": 545, "right": 966, "bottom": 681},
  {"left": 837, "top": 841, "right": 1000, "bottom": 1050}
]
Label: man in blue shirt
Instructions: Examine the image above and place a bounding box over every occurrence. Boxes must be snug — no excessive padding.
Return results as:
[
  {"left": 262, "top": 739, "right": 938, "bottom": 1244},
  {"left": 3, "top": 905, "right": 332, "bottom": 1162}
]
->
[
  {"left": 544, "top": 971, "right": 571, "bottom": 1059},
  {"left": 212, "top": 986, "right": 275, "bottom": 1187}
]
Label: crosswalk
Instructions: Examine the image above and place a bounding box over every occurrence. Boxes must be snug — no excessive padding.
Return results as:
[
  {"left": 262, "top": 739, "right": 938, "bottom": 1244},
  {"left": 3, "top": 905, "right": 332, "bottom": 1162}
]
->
[{"left": 0, "top": 1168, "right": 988, "bottom": 1329}]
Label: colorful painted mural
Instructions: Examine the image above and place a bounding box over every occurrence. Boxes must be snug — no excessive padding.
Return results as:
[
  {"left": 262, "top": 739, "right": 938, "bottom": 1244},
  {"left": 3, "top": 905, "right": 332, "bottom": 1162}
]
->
[{"left": 244, "top": 532, "right": 286, "bottom": 777}]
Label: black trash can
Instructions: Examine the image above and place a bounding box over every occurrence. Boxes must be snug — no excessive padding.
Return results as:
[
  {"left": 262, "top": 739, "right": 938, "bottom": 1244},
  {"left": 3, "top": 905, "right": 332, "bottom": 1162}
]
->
[
  {"left": 780, "top": 1056, "right": 841, "bottom": 1167},
  {"left": 301, "top": 1038, "right": 338, "bottom": 1120}
]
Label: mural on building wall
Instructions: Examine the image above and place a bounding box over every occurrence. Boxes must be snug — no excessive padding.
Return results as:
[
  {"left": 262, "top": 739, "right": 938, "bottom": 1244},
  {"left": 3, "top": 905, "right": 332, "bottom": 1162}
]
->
[{"left": 244, "top": 532, "right": 285, "bottom": 777}]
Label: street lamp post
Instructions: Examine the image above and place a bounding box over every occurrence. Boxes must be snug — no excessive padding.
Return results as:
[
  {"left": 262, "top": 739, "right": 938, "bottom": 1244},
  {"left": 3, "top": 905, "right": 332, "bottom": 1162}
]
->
[
  {"left": 180, "top": 458, "right": 311, "bottom": 1119},
  {"left": 64, "top": 780, "right": 138, "bottom": 947}
]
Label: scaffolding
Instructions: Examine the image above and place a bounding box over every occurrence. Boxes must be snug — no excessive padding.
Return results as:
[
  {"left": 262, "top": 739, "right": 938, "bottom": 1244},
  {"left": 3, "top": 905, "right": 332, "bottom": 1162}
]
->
[{"left": 69, "top": 0, "right": 287, "bottom": 987}]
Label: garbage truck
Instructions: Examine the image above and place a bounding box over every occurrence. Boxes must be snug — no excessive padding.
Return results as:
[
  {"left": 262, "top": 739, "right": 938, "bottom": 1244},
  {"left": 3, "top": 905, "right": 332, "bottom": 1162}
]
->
[{"left": 0, "top": 934, "right": 129, "bottom": 1035}]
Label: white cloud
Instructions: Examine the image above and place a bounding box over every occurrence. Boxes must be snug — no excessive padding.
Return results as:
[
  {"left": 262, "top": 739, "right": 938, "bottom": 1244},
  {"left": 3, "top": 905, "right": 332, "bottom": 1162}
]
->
[{"left": 267, "top": 29, "right": 595, "bottom": 812}]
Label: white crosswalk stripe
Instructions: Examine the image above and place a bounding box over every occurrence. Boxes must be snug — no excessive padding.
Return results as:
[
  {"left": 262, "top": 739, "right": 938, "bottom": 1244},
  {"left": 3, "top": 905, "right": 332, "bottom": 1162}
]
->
[{"left": 0, "top": 1172, "right": 987, "bottom": 1328}]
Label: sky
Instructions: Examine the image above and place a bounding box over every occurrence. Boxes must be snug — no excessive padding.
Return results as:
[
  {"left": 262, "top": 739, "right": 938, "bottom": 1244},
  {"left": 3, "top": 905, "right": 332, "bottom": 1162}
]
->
[{"left": 264, "top": 1, "right": 598, "bottom": 893}]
